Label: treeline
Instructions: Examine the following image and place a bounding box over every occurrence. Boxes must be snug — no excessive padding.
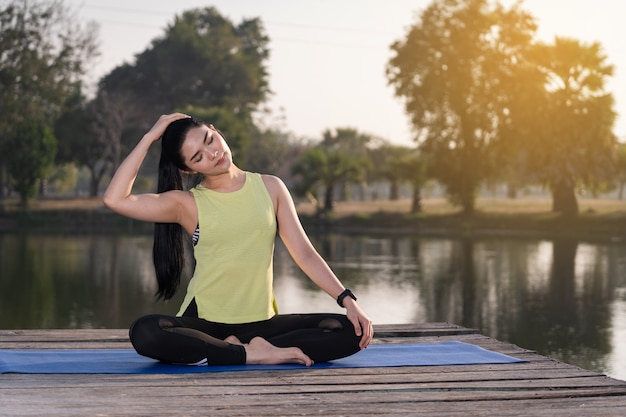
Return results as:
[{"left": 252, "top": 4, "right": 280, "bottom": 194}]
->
[{"left": 0, "top": 0, "right": 622, "bottom": 216}]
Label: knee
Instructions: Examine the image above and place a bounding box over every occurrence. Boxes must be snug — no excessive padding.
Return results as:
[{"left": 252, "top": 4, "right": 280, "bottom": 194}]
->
[
  {"left": 318, "top": 318, "right": 343, "bottom": 331},
  {"left": 129, "top": 314, "right": 172, "bottom": 356}
]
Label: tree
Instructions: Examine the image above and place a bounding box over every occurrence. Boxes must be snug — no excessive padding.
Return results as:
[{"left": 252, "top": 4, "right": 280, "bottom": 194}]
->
[
  {"left": 99, "top": 7, "right": 269, "bottom": 134},
  {"left": 0, "top": 0, "right": 98, "bottom": 200},
  {"left": 54, "top": 88, "right": 132, "bottom": 197},
  {"left": 386, "top": 0, "right": 537, "bottom": 213},
  {"left": 5, "top": 120, "right": 56, "bottom": 205},
  {"left": 526, "top": 38, "right": 616, "bottom": 215},
  {"left": 369, "top": 143, "right": 413, "bottom": 200},
  {"left": 292, "top": 128, "right": 371, "bottom": 212},
  {"left": 92, "top": 6, "right": 271, "bottom": 184},
  {"left": 393, "top": 149, "right": 430, "bottom": 214}
]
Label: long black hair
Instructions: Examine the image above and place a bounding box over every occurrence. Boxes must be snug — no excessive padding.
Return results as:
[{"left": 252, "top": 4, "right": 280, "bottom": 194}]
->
[{"left": 153, "top": 116, "right": 204, "bottom": 300}]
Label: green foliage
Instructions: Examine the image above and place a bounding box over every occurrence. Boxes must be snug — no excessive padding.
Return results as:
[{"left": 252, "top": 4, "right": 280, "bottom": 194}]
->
[
  {"left": 5, "top": 120, "right": 57, "bottom": 204},
  {"left": 292, "top": 128, "right": 371, "bottom": 212},
  {"left": 388, "top": 0, "right": 537, "bottom": 212},
  {"left": 0, "top": 0, "right": 98, "bottom": 199},
  {"left": 526, "top": 37, "right": 617, "bottom": 214},
  {"left": 0, "top": 0, "right": 98, "bottom": 128},
  {"left": 54, "top": 88, "right": 113, "bottom": 197},
  {"left": 368, "top": 143, "right": 428, "bottom": 204},
  {"left": 99, "top": 7, "right": 269, "bottom": 123},
  {"left": 91, "top": 6, "right": 271, "bottom": 190},
  {"left": 387, "top": 0, "right": 616, "bottom": 215},
  {"left": 48, "top": 163, "right": 78, "bottom": 194},
  {"left": 54, "top": 88, "right": 98, "bottom": 165},
  {"left": 392, "top": 148, "right": 430, "bottom": 212}
]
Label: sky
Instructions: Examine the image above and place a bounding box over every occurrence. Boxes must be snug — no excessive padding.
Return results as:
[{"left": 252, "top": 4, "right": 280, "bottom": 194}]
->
[{"left": 71, "top": 0, "right": 626, "bottom": 145}]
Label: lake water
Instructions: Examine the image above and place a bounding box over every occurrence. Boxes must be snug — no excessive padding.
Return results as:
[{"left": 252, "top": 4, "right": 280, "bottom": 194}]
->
[{"left": 1, "top": 231, "right": 625, "bottom": 381}]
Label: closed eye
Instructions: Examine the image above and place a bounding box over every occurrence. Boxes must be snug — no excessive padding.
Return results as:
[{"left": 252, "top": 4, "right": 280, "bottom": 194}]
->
[{"left": 190, "top": 129, "right": 210, "bottom": 164}]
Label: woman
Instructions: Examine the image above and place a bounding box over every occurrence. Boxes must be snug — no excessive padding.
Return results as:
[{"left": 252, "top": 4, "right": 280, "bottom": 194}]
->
[{"left": 103, "top": 113, "right": 373, "bottom": 366}]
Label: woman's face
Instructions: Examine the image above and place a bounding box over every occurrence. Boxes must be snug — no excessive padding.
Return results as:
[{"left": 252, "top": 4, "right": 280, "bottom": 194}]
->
[{"left": 179, "top": 124, "right": 232, "bottom": 175}]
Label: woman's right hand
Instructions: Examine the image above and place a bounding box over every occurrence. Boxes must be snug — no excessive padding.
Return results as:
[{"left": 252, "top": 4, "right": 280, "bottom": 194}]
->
[{"left": 144, "top": 113, "right": 190, "bottom": 143}]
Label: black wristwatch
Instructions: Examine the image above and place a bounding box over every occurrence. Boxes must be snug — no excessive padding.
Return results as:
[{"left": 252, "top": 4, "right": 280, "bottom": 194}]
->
[{"left": 336, "top": 288, "right": 357, "bottom": 307}]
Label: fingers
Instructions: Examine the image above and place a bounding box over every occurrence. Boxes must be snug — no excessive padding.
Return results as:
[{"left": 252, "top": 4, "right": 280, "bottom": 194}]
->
[
  {"left": 348, "top": 311, "right": 373, "bottom": 350},
  {"left": 145, "top": 113, "right": 190, "bottom": 142},
  {"left": 358, "top": 317, "right": 374, "bottom": 350}
]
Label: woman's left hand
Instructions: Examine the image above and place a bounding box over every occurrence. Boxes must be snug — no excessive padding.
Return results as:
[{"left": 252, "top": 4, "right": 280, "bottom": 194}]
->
[{"left": 344, "top": 300, "right": 373, "bottom": 350}]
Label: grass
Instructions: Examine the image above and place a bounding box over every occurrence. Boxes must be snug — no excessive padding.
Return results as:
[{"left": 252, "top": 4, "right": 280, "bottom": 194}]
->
[
  {"left": 0, "top": 197, "right": 105, "bottom": 212},
  {"left": 4, "top": 195, "right": 626, "bottom": 216},
  {"left": 296, "top": 197, "right": 626, "bottom": 240},
  {"left": 297, "top": 197, "right": 626, "bottom": 217},
  {"left": 3, "top": 196, "right": 626, "bottom": 239}
]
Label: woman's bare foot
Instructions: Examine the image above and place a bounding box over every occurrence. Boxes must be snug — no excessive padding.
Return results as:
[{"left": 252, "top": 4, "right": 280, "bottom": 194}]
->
[{"left": 244, "top": 337, "right": 313, "bottom": 366}]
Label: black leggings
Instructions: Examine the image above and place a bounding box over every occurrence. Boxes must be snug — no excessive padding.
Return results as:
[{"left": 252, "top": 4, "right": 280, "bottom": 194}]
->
[{"left": 129, "top": 313, "right": 362, "bottom": 366}]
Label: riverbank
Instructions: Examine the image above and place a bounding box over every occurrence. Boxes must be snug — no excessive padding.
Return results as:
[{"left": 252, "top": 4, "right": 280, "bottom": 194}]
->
[{"left": 2, "top": 197, "right": 626, "bottom": 240}]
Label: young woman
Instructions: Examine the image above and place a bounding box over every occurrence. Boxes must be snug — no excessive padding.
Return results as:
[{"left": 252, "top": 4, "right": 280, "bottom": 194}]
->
[{"left": 103, "top": 113, "right": 373, "bottom": 366}]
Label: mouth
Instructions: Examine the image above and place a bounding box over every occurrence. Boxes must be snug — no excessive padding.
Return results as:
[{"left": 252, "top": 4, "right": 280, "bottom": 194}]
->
[{"left": 215, "top": 154, "right": 226, "bottom": 166}]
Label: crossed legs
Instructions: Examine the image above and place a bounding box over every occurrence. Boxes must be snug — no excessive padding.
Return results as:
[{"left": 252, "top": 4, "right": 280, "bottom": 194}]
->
[{"left": 129, "top": 313, "right": 362, "bottom": 366}]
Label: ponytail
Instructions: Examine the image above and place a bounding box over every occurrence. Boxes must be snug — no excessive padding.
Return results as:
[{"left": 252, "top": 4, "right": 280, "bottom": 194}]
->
[{"left": 153, "top": 116, "right": 203, "bottom": 300}]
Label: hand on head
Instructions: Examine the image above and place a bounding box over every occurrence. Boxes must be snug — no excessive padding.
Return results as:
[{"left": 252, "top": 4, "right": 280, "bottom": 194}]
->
[{"left": 146, "top": 113, "right": 190, "bottom": 143}]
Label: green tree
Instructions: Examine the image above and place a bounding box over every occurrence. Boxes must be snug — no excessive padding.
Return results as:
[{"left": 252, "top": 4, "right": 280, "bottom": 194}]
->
[
  {"left": 292, "top": 149, "right": 364, "bottom": 213},
  {"left": 321, "top": 127, "right": 372, "bottom": 203},
  {"left": 99, "top": 7, "right": 269, "bottom": 135},
  {"left": 527, "top": 38, "right": 616, "bottom": 215},
  {"left": 94, "top": 6, "right": 270, "bottom": 183},
  {"left": 5, "top": 120, "right": 57, "bottom": 205},
  {"left": 386, "top": 0, "right": 537, "bottom": 213},
  {"left": 54, "top": 89, "right": 117, "bottom": 197},
  {"left": 394, "top": 150, "right": 430, "bottom": 214},
  {"left": 0, "top": 0, "right": 98, "bottom": 199},
  {"left": 292, "top": 128, "right": 371, "bottom": 212},
  {"left": 369, "top": 143, "right": 413, "bottom": 200}
]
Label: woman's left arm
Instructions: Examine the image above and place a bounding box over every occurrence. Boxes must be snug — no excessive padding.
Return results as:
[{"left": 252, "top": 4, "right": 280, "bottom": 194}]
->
[{"left": 263, "top": 175, "right": 373, "bottom": 349}]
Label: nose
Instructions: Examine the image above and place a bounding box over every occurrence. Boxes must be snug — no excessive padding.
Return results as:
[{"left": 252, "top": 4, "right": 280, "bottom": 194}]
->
[{"left": 204, "top": 142, "right": 218, "bottom": 160}]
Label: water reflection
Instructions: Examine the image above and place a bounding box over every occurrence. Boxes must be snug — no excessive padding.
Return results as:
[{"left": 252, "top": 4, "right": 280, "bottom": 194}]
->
[
  {"left": 0, "top": 232, "right": 625, "bottom": 380},
  {"left": 0, "top": 234, "right": 185, "bottom": 329}
]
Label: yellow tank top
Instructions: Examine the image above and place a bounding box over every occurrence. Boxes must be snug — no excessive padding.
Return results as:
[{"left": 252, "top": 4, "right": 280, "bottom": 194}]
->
[{"left": 177, "top": 172, "right": 279, "bottom": 323}]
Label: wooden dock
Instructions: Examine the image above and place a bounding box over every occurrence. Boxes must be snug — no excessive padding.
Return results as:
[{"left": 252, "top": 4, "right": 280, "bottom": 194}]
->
[{"left": 2, "top": 323, "right": 626, "bottom": 416}]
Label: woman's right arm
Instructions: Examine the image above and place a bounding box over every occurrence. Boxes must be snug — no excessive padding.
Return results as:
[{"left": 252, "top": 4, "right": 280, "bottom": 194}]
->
[{"left": 103, "top": 113, "right": 191, "bottom": 225}]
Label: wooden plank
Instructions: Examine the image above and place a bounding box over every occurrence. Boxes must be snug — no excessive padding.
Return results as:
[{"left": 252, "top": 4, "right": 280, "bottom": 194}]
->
[
  {"left": 1, "top": 324, "right": 626, "bottom": 417},
  {"left": 1, "top": 362, "right": 604, "bottom": 391},
  {"left": 0, "top": 366, "right": 609, "bottom": 392},
  {"left": 3, "top": 384, "right": 626, "bottom": 414},
  {"left": 373, "top": 322, "right": 480, "bottom": 337},
  {"left": 0, "top": 323, "right": 470, "bottom": 344},
  {"left": 0, "top": 328, "right": 129, "bottom": 344},
  {"left": 3, "top": 373, "right": 622, "bottom": 394}
]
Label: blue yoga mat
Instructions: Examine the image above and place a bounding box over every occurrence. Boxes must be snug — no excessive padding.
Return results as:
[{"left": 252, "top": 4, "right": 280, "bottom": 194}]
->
[{"left": 0, "top": 341, "right": 524, "bottom": 374}]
